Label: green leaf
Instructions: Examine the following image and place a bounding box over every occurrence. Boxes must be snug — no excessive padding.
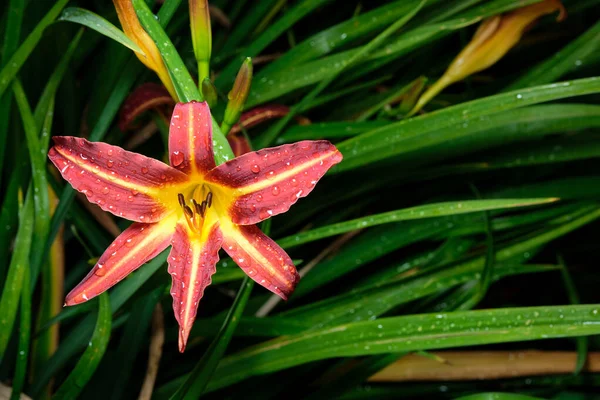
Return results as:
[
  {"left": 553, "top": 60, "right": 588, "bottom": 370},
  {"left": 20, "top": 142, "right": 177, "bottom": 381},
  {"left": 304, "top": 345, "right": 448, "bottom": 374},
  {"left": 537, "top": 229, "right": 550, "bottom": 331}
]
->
[
  {"left": 277, "top": 121, "right": 388, "bottom": 143},
  {"left": 278, "top": 198, "right": 558, "bottom": 249},
  {"left": 336, "top": 78, "right": 600, "bottom": 172},
  {"left": 505, "top": 19, "right": 600, "bottom": 91},
  {"left": 455, "top": 394, "right": 545, "bottom": 400},
  {"left": 0, "top": 0, "right": 70, "bottom": 98},
  {"left": 255, "top": 0, "right": 425, "bottom": 147},
  {"left": 259, "top": 0, "right": 426, "bottom": 77},
  {"left": 29, "top": 253, "right": 167, "bottom": 398},
  {"left": 53, "top": 293, "right": 112, "bottom": 400},
  {"left": 170, "top": 278, "right": 254, "bottom": 399},
  {"left": 132, "top": 0, "right": 234, "bottom": 165},
  {"left": 215, "top": 0, "right": 335, "bottom": 89},
  {"left": 58, "top": 7, "right": 143, "bottom": 53},
  {"left": 247, "top": 0, "right": 541, "bottom": 107},
  {"left": 0, "top": 0, "right": 25, "bottom": 188},
  {"left": 205, "top": 303, "right": 600, "bottom": 391},
  {"left": 0, "top": 194, "right": 34, "bottom": 362},
  {"left": 10, "top": 264, "right": 30, "bottom": 400},
  {"left": 286, "top": 206, "right": 600, "bottom": 323}
]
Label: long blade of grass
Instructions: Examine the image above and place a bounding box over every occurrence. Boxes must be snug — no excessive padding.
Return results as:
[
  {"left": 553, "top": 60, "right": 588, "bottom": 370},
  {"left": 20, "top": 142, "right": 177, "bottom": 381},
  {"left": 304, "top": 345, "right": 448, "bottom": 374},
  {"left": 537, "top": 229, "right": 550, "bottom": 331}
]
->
[
  {"left": 215, "top": 0, "right": 335, "bottom": 89},
  {"left": 0, "top": 0, "right": 25, "bottom": 188},
  {"left": 278, "top": 198, "right": 557, "bottom": 249},
  {"left": 170, "top": 278, "right": 254, "bottom": 399},
  {"left": 336, "top": 78, "right": 600, "bottom": 172},
  {"left": 58, "top": 7, "right": 143, "bottom": 53},
  {"left": 203, "top": 303, "right": 600, "bottom": 391},
  {"left": 504, "top": 20, "right": 600, "bottom": 91},
  {"left": 255, "top": 0, "right": 426, "bottom": 148},
  {"left": 9, "top": 263, "right": 30, "bottom": 400},
  {"left": 52, "top": 293, "right": 112, "bottom": 400},
  {"left": 0, "top": 193, "right": 33, "bottom": 361},
  {"left": 0, "top": 0, "right": 70, "bottom": 98},
  {"left": 132, "top": 0, "right": 234, "bottom": 164}
]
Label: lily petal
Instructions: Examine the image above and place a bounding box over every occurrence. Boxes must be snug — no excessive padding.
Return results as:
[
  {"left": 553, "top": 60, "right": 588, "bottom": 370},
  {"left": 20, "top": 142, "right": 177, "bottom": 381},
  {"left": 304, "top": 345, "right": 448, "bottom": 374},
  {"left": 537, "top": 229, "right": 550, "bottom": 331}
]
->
[
  {"left": 119, "top": 83, "right": 174, "bottom": 131},
  {"left": 207, "top": 140, "right": 342, "bottom": 224},
  {"left": 168, "top": 101, "right": 216, "bottom": 176},
  {"left": 48, "top": 136, "right": 189, "bottom": 222},
  {"left": 65, "top": 220, "right": 174, "bottom": 305},
  {"left": 222, "top": 223, "right": 299, "bottom": 300},
  {"left": 168, "top": 221, "right": 222, "bottom": 352}
]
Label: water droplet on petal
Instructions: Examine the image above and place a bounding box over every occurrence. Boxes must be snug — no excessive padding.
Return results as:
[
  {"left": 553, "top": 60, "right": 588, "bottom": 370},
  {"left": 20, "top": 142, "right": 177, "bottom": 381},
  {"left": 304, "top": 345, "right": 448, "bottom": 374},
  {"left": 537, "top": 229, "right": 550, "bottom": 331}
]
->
[
  {"left": 102, "top": 187, "right": 110, "bottom": 194},
  {"left": 256, "top": 194, "right": 263, "bottom": 202},
  {"left": 172, "top": 151, "right": 184, "bottom": 167},
  {"left": 106, "top": 159, "right": 114, "bottom": 168},
  {"left": 259, "top": 209, "right": 271, "bottom": 219},
  {"left": 141, "top": 167, "right": 149, "bottom": 174},
  {"left": 271, "top": 186, "right": 280, "bottom": 196},
  {"left": 251, "top": 164, "right": 261, "bottom": 173}
]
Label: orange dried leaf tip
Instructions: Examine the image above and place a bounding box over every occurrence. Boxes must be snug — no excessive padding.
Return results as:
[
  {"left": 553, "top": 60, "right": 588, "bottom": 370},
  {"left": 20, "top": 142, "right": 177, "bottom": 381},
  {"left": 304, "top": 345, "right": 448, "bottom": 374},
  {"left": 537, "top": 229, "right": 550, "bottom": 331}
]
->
[
  {"left": 50, "top": 101, "right": 342, "bottom": 352},
  {"left": 410, "top": 0, "right": 566, "bottom": 115},
  {"left": 113, "top": 0, "right": 177, "bottom": 99}
]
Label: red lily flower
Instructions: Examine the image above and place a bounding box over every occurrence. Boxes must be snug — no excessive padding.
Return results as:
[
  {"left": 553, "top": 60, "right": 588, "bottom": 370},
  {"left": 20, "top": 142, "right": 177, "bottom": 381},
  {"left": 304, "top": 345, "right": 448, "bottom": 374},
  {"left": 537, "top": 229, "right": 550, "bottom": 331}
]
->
[{"left": 48, "top": 101, "right": 342, "bottom": 351}]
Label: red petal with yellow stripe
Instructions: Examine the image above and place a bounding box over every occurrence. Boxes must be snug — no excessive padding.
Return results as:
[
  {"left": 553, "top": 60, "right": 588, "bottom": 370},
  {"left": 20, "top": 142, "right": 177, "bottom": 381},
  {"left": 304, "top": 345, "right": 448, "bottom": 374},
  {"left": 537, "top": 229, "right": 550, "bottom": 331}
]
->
[
  {"left": 222, "top": 223, "right": 299, "bottom": 299},
  {"left": 168, "top": 101, "right": 215, "bottom": 176},
  {"left": 207, "top": 140, "right": 342, "bottom": 225},
  {"left": 168, "top": 221, "right": 222, "bottom": 352},
  {"left": 64, "top": 220, "right": 174, "bottom": 305},
  {"left": 48, "top": 136, "right": 188, "bottom": 223}
]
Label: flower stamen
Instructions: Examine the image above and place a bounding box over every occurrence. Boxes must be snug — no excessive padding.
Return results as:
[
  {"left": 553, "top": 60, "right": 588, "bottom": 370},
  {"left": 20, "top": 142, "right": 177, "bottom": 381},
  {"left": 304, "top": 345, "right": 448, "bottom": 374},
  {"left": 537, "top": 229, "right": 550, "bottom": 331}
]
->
[{"left": 177, "top": 190, "right": 214, "bottom": 234}]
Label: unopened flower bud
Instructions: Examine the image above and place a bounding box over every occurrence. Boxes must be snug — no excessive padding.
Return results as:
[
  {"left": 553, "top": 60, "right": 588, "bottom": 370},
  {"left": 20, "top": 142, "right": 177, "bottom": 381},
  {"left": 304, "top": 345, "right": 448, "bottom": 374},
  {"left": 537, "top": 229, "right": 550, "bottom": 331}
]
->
[{"left": 222, "top": 58, "right": 253, "bottom": 134}]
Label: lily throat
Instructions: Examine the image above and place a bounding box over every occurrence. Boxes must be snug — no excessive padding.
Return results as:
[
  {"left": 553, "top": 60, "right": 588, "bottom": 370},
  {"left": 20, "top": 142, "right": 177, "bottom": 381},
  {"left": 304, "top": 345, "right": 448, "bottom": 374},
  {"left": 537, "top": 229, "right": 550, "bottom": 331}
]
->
[{"left": 177, "top": 185, "right": 216, "bottom": 234}]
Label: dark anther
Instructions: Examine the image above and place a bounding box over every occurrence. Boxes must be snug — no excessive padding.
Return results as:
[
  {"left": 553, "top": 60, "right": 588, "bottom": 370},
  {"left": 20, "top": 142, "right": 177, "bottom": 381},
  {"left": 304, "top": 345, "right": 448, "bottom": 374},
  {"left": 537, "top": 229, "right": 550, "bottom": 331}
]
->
[
  {"left": 206, "top": 192, "right": 213, "bottom": 208},
  {"left": 192, "top": 199, "right": 202, "bottom": 216},
  {"left": 184, "top": 205, "right": 194, "bottom": 219},
  {"left": 178, "top": 193, "right": 185, "bottom": 207}
]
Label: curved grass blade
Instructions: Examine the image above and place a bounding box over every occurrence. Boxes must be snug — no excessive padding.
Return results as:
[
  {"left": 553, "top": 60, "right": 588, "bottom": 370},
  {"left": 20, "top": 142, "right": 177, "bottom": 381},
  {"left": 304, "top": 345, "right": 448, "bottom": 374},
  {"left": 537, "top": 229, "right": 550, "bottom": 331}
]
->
[
  {"left": 278, "top": 198, "right": 557, "bottom": 249},
  {"left": 559, "top": 255, "right": 587, "bottom": 376},
  {"left": 336, "top": 78, "right": 600, "bottom": 172},
  {"left": 218, "top": 0, "right": 278, "bottom": 55},
  {"left": 0, "top": 0, "right": 70, "bottom": 98},
  {"left": 286, "top": 206, "right": 600, "bottom": 321},
  {"left": 53, "top": 293, "right": 112, "bottom": 400},
  {"left": 255, "top": 0, "right": 426, "bottom": 148},
  {"left": 0, "top": 194, "right": 33, "bottom": 361},
  {"left": 0, "top": 0, "right": 25, "bottom": 188},
  {"left": 132, "top": 0, "right": 234, "bottom": 164},
  {"left": 170, "top": 278, "right": 254, "bottom": 399},
  {"left": 10, "top": 265, "right": 30, "bottom": 400},
  {"left": 33, "top": 29, "right": 83, "bottom": 131},
  {"left": 259, "top": 0, "right": 424, "bottom": 77},
  {"left": 203, "top": 304, "right": 600, "bottom": 391},
  {"left": 505, "top": 20, "right": 600, "bottom": 91},
  {"left": 58, "top": 7, "right": 143, "bottom": 53},
  {"left": 456, "top": 394, "right": 544, "bottom": 400},
  {"left": 29, "top": 253, "right": 167, "bottom": 397},
  {"left": 110, "top": 287, "right": 163, "bottom": 400},
  {"left": 278, "top": 121, "right": 388, "bottom": 143},
  {"left": 13, "top": 80, "right": 51, "bottom": 295},
  {"left": 215, "top": 0, "right": 335, "bottom": 89},
  {"left": 247, "top": 0, "right": 540, "bottom": 107}
]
